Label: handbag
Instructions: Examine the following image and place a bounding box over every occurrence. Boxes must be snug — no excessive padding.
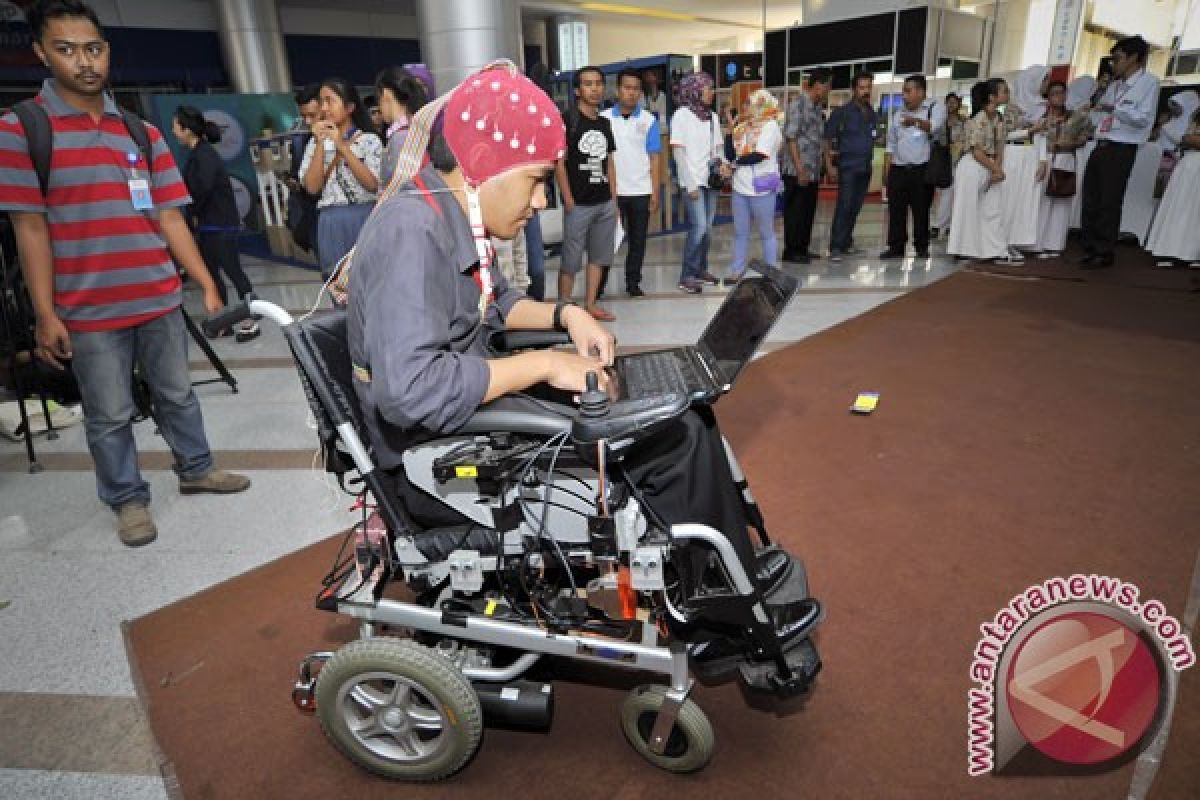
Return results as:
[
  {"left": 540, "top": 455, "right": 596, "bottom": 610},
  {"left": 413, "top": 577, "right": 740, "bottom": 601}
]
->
[
  {"left": 705, "top": 116, "right": 727, "bottom": 190},
  {"left": 751, "top": 167, "right": 782, "bottom": 193},
  {"left": 924, "top": 106, "right": 954, "bottom": 188},
  {"left": 1044, "top": 144, "right": 1076, "bottom": 198}
]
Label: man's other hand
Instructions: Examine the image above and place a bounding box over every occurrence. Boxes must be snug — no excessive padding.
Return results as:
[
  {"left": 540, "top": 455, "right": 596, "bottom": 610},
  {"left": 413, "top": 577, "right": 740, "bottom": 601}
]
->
[
  {"left": 543, "top": 351, "right": 612, "bottom": 395},
  {"left": 563, "top": 305, "right": 616, "bottom": 366}
]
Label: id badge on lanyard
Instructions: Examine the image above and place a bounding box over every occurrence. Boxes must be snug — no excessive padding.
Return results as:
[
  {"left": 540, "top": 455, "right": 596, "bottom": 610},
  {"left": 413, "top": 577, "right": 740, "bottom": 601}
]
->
[
  {"left": 466, "top": 189, "right": 495, "bottom": 315},
  {"left": 1098, "top": 80, "right": 1131, "bottom": 136},
  {"left": 126, "top": 152, "right": 153, "bottom": 210}
]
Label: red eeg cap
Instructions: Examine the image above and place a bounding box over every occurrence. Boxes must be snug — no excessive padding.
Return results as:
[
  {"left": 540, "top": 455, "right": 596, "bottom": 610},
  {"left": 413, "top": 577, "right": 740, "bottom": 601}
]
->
[{"left": 443, "top": 63, "right": 567, "bottom": 187}]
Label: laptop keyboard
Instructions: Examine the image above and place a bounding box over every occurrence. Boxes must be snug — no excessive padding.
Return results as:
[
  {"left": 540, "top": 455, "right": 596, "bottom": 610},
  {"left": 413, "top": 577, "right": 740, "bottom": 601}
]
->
[{"left": 622, "top": 351, "right": 698, "bottom": 398}]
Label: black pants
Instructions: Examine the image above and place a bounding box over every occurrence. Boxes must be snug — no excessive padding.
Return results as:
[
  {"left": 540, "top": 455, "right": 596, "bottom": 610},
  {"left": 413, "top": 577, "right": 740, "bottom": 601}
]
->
[
  {"left": 617, "top": 194, "right": 651, "bottom": 289},
  {"left": 886, "top": 164, "right": 934, "bottom": 252},
  {"left": 782, "top": 176, "right": 819, "bottom": 258},
  {"left": 384, "top": 404, "right": 757, "bottom": 584},
  {"left": 197, "top": 231, "right": 253, "bottom": 305},
  {"left": 1080, "top": 141, "right": 1138, "bottom": 257}
]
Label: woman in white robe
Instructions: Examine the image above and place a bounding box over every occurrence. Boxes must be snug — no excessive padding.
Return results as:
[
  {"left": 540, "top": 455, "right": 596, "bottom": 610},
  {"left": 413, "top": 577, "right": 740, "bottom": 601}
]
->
[
  {"left": 999, "top": 67, "right": 1049, "bottom": 260},
  {"left": 1146, "top": 106, "right": 1200, "bottom": 267},
  {"left": 1032, "top": 80, "right": 1092, "bottom": 257},
  {"left": 949, "top": 82, "right": 1008, "bottom": 261}
]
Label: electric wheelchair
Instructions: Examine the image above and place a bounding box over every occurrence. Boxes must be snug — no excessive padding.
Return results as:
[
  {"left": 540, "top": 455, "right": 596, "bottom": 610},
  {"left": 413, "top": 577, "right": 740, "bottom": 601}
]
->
[{"left": 205, "top": 287, "right": 822, "bottom": 782}]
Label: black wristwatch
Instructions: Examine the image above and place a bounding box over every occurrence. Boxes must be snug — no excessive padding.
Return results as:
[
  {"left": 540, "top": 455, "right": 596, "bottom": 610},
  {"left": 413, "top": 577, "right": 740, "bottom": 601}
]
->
[{"left": 553, "top": 300, "right": 578, "bottom": 332}]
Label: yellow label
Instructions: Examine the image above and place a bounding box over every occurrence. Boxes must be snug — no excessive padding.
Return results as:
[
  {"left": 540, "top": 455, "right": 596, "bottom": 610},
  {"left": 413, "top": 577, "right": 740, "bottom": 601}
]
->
[
  {"left": 852, "top": 392, "right": 880, "bottom": 413},
  {"left": 484, "top": 599, "right": 498, "bottom": 616},
  {"left": 455, "top": 465, "right": 478, "bottom": 478}
]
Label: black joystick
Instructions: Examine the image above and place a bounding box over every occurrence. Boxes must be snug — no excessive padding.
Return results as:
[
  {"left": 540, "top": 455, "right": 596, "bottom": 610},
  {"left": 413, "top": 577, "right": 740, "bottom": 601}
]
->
[{"left": 578, "top": 371, "right": 610, "bottom": 418}]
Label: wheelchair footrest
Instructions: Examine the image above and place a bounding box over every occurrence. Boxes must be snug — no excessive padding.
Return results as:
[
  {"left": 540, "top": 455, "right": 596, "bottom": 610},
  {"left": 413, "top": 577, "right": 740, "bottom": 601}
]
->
[
  {"left": 761, "top": 553, "right": 809, "bottom": 608},
  {"left": 737, "top": 636, "right": 821, "bottom": 699}
]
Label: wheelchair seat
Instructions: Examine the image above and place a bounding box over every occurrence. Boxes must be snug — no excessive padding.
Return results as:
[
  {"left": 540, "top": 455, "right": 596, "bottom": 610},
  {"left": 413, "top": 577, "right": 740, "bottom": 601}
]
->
[{"left": 283, "top": 310, "right": 576, "bottom": 532}]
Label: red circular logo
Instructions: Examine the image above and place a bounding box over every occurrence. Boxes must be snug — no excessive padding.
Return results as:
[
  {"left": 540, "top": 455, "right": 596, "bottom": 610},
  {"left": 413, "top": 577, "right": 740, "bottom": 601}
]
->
[{"left": 1005, "top": 612, "right": 1162, "bottom": 765}]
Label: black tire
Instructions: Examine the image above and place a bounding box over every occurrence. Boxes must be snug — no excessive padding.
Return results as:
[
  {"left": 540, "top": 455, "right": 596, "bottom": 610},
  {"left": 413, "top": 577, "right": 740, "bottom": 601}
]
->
[
  {"left": 619, "top": 685, "right": 714, "bottom": 773},
  {"left": 315, "top": 637, "right": 483, "bottom": 781}
]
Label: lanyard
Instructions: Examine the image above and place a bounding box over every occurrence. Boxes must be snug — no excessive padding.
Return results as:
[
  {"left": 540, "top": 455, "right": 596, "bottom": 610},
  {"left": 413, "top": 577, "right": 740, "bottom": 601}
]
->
[{"left": 465, "top": 188, "right": 495, "bottom": 314}]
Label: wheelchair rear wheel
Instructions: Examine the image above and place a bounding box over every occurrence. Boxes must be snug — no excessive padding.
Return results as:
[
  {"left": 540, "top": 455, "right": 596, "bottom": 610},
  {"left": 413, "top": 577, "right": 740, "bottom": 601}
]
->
[
  {"left": 315, "top": 637, "right": 483, "bottom": 781},
  {"left": 619, "top": 685, "right": 714, "bottom": 773}
]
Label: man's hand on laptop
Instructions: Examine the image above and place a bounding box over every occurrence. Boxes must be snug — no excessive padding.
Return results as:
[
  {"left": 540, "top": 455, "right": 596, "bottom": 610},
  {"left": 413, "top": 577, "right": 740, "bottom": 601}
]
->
[
  {"left": 562, "top": 304, "right": 616, "bottom": 367},
  {"left": 542, "top": 350, "right": 613, "bottom": 397}
]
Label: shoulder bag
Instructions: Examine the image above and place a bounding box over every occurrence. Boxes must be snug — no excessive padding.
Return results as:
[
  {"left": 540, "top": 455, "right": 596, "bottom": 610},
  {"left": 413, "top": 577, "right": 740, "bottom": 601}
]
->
[
  {"left": 924, "top": 104, "right": 954, "bottom": 188},
  {"left": 1044, "top": 120, "right": 1076, "bottom": 198}
]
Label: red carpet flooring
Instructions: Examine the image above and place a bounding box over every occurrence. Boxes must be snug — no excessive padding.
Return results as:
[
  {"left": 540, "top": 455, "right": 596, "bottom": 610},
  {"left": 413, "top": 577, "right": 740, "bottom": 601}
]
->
[{"left": 126, "top": 268, "right": 1200, "bottom": 799}]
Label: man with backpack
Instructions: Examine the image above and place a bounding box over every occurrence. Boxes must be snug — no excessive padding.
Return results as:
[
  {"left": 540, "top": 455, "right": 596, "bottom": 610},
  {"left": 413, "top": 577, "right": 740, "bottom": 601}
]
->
[
  {"left": 285, "top": 83, "right": 321, "bottom": 259},
  {"left": 0, "top": 0, "right": 250, "bottom": 547}
]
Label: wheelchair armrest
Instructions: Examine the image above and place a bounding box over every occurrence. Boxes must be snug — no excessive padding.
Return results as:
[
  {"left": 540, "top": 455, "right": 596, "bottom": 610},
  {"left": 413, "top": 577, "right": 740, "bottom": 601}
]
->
[
  {"left": 458, "top": 395, "right": 574, "bottom": 437},
  {"left": 572, "top": 392, "right": 690, "bottom": 445},
  {"left": 488, "top": 330, "right": 572, "bottom": 354}
]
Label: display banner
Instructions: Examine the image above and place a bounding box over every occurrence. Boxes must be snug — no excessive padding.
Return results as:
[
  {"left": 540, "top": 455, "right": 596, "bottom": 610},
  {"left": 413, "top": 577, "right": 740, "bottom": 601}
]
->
[{"left": 1048, "top": 0, "right": 1086, "bottom": 65}]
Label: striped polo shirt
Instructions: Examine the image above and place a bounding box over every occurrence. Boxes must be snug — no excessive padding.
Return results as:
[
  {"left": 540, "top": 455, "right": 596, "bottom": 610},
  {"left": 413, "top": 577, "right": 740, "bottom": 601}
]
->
[{"left": 0, "top": 79, "right": 191, "bottom": 332}]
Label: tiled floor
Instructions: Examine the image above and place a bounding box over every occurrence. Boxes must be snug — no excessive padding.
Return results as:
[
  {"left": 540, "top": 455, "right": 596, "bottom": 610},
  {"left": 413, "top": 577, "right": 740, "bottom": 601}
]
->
[{"left": 0, "top": 202, "right": 959, "bottom": 798}]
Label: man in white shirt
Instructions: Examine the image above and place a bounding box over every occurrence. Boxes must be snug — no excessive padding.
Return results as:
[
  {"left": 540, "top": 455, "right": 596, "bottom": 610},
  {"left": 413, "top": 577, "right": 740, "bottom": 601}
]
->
[
  {"left": 642, "top": 68, "right": 669, "bottom": 131},
  {"left": 601, "top": 68, "right": 662, "bottom": 297},
  {"left": 881, "top": 74, "right": 945, "bottom": 259},
  {"left": 1079, "top": 35, "right": 1160, "bottom": 268}
]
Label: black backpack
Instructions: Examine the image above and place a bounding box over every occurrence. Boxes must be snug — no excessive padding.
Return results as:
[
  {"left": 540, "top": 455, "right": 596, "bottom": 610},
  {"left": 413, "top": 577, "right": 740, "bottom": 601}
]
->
[{"left": 11, "top": 99, "right": 153, "bottom": 197}]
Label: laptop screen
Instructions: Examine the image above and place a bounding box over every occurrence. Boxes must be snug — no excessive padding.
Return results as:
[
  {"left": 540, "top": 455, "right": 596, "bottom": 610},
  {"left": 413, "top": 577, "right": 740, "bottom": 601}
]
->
[{"left": 698, "top": 269, "right": 794, "bottom": 386}]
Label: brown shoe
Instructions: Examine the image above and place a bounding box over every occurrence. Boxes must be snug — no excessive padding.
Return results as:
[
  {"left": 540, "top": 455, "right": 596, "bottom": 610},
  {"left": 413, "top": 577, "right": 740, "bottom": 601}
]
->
[
  {"left": 115, "top": 502, "right": 157, "bottom": 547},
  {"left": 179, "top": 469, "right": 251, "bottom": 495}
]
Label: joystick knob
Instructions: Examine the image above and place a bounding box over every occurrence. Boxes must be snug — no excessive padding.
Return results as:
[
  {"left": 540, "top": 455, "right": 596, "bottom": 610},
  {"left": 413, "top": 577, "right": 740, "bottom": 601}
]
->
[{"left": 579, "top": 370, "right": 610, "bottom": 418}]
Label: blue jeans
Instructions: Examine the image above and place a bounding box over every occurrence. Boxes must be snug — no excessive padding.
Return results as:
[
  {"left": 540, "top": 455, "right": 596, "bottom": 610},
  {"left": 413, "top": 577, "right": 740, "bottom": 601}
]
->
[
  {"left": 525, "top": 211, "right": 545, "bottom": 301},
  {"left": 829, "top": 167, "right": 872, "bottom": 252},
  {"left": 70, "top": 309, "right": 213, "bottom": 508},
  {"left": 681, "top": 187, "right": 718, "bottom": 282},
  {"left": 731, "top": 191, "right": 778, "bottom": 275}
]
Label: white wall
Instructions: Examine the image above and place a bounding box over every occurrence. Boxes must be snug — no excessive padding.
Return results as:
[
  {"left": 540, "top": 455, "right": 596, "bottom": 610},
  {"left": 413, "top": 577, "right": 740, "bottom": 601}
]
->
[{"left": 587, "top": 18, "right": 740, "bottom": 64}]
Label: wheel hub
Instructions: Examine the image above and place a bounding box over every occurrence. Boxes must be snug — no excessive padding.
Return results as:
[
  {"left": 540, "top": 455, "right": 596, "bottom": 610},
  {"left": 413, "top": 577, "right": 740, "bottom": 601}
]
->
[{"left": 382, "top": 707, "right": 409, "bottom": 732}]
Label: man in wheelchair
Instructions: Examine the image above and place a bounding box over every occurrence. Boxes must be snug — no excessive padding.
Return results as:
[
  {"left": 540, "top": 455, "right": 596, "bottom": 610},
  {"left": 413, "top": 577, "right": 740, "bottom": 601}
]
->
[{"left": 340, "top": 63, "right": 820, "bottom": 711}]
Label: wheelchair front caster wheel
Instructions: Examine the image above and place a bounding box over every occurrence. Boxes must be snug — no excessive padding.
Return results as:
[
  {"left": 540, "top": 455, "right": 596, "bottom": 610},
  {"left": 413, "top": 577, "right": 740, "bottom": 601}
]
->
[
  {"left": 315, "top": 637, "right": 483, "bottom": 782},
  {"left": 619, "top": 685, "right": 714, "bottom": 773}
]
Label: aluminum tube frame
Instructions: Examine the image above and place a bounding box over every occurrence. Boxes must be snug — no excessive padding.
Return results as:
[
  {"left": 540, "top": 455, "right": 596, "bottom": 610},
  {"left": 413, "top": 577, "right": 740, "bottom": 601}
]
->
[{"left": 338, "top": 598, "right": 690, "bottom": 693}]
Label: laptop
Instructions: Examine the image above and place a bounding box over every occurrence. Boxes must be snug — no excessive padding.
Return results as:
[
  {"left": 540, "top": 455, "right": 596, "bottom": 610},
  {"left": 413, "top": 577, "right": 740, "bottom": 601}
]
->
[{"left": 611, "top": 260, "right": 798, "bottom": 402}]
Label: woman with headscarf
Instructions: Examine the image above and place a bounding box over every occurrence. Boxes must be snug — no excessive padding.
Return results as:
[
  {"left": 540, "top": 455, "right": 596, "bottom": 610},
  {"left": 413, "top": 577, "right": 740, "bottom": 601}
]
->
[
  {"left": 948, "top": 81, "right": 1008, "bottom": 261},
  {"left": 725, "top": 89, "right": 783, "bottom": 283},
  {"left": 1010, "top": 65, "right": 1050, "bottom": 131},
  {"left": 995, "top": 69, "right": 1048, "bottom": 262},
  {"left": 1154, "top": 90, "right": 1200, "bottom": 200},
  {"left": 932, "top": 92, "right": 966, "bottom": 239},
  {"left": 1146, "top": 93, "right": 1200, "bottom": 268},
  {"left": 670, "top": 72, "right": 726, "bottom": 293},
  {"left": 1031, "top": 80, "right": 1093, "bottom": 257},
  {"left": 1066, "top": 76, "right": 1097, "bottom": 128}
]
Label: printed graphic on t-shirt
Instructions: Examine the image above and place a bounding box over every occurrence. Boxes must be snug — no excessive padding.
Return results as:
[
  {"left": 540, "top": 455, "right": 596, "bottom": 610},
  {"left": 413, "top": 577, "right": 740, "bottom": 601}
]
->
[{"left": 577, "top": 129, "right": 610, "bottom": 185}]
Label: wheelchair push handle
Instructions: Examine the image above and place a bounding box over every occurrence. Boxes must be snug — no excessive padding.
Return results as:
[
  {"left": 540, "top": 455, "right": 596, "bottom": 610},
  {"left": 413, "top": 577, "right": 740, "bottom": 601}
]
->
[{"left": 202, "top": 293, "right": 258, "bottom": 337}]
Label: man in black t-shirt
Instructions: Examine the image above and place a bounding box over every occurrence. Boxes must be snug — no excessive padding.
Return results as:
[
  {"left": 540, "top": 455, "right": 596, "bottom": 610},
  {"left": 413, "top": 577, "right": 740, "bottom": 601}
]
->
[{"left": 554, "top": 66, "right": 618, "bottom": 321}]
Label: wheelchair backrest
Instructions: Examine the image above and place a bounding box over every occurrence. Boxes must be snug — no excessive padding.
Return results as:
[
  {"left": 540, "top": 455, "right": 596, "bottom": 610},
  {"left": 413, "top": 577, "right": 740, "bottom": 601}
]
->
[{"left": 282, "top": 310, "right": 364, "bottom": 478}]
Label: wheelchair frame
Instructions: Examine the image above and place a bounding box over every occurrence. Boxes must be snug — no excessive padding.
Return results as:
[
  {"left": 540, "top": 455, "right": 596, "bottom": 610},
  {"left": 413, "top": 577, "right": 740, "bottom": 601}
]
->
[{"left": 227, "top": 296, "right": 819, "bottom": 779}]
